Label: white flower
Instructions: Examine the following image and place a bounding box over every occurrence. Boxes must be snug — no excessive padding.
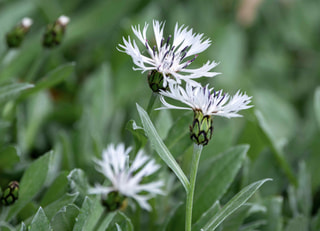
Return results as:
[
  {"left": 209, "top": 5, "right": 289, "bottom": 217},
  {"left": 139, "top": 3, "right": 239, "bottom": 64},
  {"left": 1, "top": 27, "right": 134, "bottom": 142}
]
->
[
  {"left": 89, "top": 143, "right": 164, "bottom": 211},
  {"left": 118, "top": 20, "right": 220, "bottom": 87},
  {"left": 158, "top": 82, "right": 253, "bottom": 118}
]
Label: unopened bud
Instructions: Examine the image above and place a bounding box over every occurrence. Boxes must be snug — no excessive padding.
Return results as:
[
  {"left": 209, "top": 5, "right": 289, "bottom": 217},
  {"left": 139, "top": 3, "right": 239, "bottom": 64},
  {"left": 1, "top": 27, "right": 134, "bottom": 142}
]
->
[
  {"left": 147, "top": 70, "right": 169, "bottom": 92},
  {"left": 43, "top": 15, "right": 70, "bottom": 48},
  {"left": 6, "top": 17, "right": 33, "bottom": 48},
  {"left": 1, "top": 181, "right": 19, "bottom": 206},
  {"left": 101, "top": 191, "right": 127, "bottom": 212},
  {"left": 190, "top": 110, "right": 213, "bottom": 146}
]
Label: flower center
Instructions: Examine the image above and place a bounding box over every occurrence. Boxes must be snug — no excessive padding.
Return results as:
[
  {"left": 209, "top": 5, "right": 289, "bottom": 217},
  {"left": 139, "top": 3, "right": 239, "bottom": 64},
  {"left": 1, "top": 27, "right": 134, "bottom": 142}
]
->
[
  {"left": 145, "top": 35, "right": 198, "bottom": 73},
  {"left": 101, "top": 191, "right": 127, "bottom": 212}
]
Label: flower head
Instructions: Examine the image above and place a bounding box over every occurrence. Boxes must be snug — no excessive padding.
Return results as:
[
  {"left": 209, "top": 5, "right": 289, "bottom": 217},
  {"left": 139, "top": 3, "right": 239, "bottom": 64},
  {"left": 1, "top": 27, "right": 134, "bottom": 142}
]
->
[
  {"left": 158, "top": 83, "right": 253, "bottom": 145},
  {"left": 158, "top": 82, "right": 253, "bottom": 118},
  {"left": 118, "top": 20, "right": 219, "bottom": 91},
  {"left": 6, "top": 17, "right": 33, "bottom": 48},
  {"left": 43, "top": 15, "right": 70, "bottom": 48},
  {"left": 89, "top": 143, "right": 164, "bottom": 211}
]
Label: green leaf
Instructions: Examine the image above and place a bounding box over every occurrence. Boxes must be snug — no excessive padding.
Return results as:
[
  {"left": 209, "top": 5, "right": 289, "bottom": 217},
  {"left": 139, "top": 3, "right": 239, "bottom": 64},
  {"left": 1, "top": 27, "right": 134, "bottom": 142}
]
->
[
  {"left": 254, "top": 89, "right": 298, "bottom": 151},
  {"left": 202, "top": 178, "right": 272, "bottom": 231},
  {"left": 255, "top": 110, "right": 297, "bottom": 186},
  {"left": 192, "top": 201, "right": 220, "bottom": 231},
  {"left": 18, "top": 222, "right": 27, "bottom": 231},
  {"left": 96, "top": 212, "right": 116, "bottom": 231},
  {"left": 40, "top": 171, "right": 69, "bottom": 207},
  {"left": 67, "top": 169, "right": 90, "bottom": 197},
  {"left": 73, "top": 197, "right": 92, "bottom": 231},
  {"left": 43, "top": 192, "right": 79, "bottom": 221},
  {"left": 285, "top": 215, "right": 308, "bottom": 231},
  {"left": 29, "top": 207, "right": 52, "bottom": 231},
  {"left": 238, "top": 220, "right": 266, "bottom": 231},
  {"left": 75, "top": 63, "right": 114, "bottom": 166},
  {"left": 311, "top": 207, "right": 320, "bottom": 231},
  {"left": 0, "top": 82, "right": 34, "bottom": 103},
  {"left": 296, "top": 162, "right": 312, "bottom": 216},
  {"left": 0, "top": 146, "right": 20, "bottom": 169},
  {"left": 19, "top": 63, "right": 75, "bottom": 98},
  {"left": 126, "top": 120, "right": 147, "bottom": 152},
  {"left": 220, "top": 205, "right": 250, "bottom": 231},
  {"left": 6, "top": 151, "right": 53, "bottom": 221},
  {"left": 51, "top": 204, "right": 80, "bottom": 231},
  {"left": 262, "top": 197, "right": 283, "bottom": 231},
  {"left": 19, "top": 91, "right": 52, "bottom": 152},
  {"left": 315, "top": 86, "right": 320, "bottom": 129},
  {"left": 58, "top": 131, "right": 76, "bottom": 170},
  {"left": 136, "top": 103, "right": 190, "bottom": 192},
  {"left": 81, "top": 196, "right": 104, "bottom": 231},
  {"left": 163, "top": 202, "right": 184, "bottom": 231},
  {"left": 0, "top": 221, "right": 15, "bottom": 231},
  {"left": 193, "top": 145, "right": 248, "bottom": 221},
  {"left": 107, "top": 211, "right": 133, "bottom": 231},
  {"left": 164, "top": 113, "right": 192, "bottom": 158}
]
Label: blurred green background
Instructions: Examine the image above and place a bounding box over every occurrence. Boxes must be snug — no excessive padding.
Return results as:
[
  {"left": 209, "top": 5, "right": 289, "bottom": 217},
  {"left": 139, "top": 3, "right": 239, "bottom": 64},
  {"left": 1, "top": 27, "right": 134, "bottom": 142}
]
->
[{"left": 1, "top": 0, "right": 320, "bottom": 230}]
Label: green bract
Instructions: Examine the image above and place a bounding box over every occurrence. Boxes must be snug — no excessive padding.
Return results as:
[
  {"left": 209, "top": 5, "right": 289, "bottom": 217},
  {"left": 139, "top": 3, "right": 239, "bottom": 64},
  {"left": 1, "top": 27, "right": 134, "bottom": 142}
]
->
[
  {"left": 147, "top": 70, "right": 169, "bottom": 92},
  {"left": 190, "top": 110, "right": 213, "bottom": 146},
  {"left": 101, "top": 191, "right": 127, "bottom": 212},
  {"left": 1, "top": 181, "right": 19, "bottom": 206}
]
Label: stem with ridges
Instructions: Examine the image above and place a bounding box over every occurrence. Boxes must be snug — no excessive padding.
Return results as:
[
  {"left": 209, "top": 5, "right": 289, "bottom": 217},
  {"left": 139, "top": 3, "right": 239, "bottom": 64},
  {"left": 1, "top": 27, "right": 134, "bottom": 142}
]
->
[{"left": 185, "top": 144, "right": 203, "bottom": 231}]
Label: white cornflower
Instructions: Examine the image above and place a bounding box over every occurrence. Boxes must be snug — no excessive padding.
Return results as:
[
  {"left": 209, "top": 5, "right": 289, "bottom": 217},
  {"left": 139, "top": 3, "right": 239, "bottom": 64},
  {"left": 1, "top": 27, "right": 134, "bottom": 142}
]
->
[
  {"left": 118, "top": 20, "right": 220, "bottom": 90},
  {"left": 158, "top": 82, "right": 253, "bottom": 118},
  {"left": 89, "top": 143, "right": 164, "bottom": 211},
  {"left": 158, "top": 83, "right": 253, "bottom": 145}
]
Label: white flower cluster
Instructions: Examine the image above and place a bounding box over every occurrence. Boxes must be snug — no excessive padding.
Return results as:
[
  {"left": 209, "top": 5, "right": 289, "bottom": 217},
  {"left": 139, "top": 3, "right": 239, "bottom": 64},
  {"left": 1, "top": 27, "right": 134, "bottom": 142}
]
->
[
  {"left": 93, "top": 20, "right": 253, "bottom": 212},
  {"left": 119, "top": 19, "right": 252, "bottom": 118}
]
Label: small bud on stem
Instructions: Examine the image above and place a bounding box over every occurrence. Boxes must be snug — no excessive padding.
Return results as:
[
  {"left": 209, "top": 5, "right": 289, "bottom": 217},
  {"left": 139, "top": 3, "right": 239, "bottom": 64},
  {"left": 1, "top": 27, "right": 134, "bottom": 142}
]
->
[
  {"left": 6, "top": 17, "right": 33, "bottom": 48},
  {"left": 43, "top": 15, "right": 70, "bottom": 48},
  {"left": 1, "top": 181, "right": 19, "bottom": 206}
]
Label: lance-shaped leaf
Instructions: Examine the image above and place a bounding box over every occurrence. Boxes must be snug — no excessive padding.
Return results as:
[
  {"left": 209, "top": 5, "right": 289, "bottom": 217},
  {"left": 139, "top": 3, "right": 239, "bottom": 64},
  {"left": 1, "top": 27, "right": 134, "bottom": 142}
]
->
[
  {"left": 0, "top": 82, "right": 34, "bottom": 103},
  {"left": 202, "top": 178, "right": 271, "bottom": 231},
  {"left": 136, "top": 103, "right": 190, "bottom": 192}
]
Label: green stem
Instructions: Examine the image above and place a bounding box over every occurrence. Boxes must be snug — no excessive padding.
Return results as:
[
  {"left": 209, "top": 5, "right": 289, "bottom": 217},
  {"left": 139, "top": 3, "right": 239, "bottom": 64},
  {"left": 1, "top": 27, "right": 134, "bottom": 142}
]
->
[
  {"left": 185, "top": 144, "right": 203, "bottom": 231},
  {"left": 146, "top": 92, "right": 158, "bottom": 115}
]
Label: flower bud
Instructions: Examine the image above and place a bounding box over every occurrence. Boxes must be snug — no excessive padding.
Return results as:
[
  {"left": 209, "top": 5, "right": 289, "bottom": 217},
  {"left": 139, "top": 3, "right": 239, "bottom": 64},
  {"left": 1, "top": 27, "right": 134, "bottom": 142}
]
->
[
  {"left": 1, "top": 181, "right": 19, "bottom": 206},
  {"left": 147, "top": 70, "right": 169, "bottom": 92},
  {"left": 101, "top": 191, "right": 127, "bottom": 212},
  {"left": 6, "top": 17, "right": 33, "bottom": 48},
  {"left": 43, "top": 15, "right": 70, "bottom": 48},
  {"left": 190, "top": 110, "right": 213, "bottom": 146}
]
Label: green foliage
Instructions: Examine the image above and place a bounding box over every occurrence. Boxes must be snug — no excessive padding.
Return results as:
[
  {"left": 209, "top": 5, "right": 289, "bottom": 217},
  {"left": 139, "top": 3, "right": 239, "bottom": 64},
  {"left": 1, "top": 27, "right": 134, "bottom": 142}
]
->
[
  {"left": 202, "top": 179, "right": 271, "bottom": 231},
  {"left": 0, "top": 83, "right": 34, "bottom": 104},
  {"left": 193, "top": 145, "right": 248, "bottom": 221},
  {"left": 29, "top": 207, "right": 52, "bottom": 231},
  {"left": 6, "top": 151, "right": 53, "bottom": 221}
]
